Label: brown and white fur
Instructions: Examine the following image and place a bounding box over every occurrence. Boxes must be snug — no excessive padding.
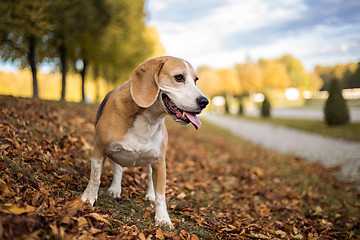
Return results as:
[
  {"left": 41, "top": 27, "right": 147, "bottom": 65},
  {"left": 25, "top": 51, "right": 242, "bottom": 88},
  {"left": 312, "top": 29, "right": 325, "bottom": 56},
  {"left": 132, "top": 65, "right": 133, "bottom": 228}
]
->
[{"left": 81, "top": 56, "right": 208, "bottom": 228}]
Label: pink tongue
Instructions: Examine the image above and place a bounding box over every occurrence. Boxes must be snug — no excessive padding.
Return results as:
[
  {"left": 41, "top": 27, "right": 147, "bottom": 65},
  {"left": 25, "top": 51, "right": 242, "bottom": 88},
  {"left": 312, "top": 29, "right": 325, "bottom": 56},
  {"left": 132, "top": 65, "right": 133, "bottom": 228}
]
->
[{"left": 184, "top": 112, "right": 201, "bottom": 130}]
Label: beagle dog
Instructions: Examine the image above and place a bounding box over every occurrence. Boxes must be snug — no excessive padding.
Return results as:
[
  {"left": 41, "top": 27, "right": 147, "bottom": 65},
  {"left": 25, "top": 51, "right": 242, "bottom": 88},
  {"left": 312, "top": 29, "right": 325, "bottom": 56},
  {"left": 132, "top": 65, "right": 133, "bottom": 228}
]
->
[{"left": 81, "top": 56, "right": 208, "bottom": 228}]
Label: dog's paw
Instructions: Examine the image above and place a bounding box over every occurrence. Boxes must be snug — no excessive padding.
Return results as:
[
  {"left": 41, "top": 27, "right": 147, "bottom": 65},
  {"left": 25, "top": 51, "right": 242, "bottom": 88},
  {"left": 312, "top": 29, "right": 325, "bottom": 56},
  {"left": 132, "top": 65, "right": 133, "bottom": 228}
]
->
[
  {"left": 155, "top": 214, "right": 174, "bottom": 229},
  {"left": 108, "top": 186, "right": 122, "bottom": 199},
  {"left": 145, "top": 192, "right": 155, "bottom": 202},
  {"left": 81, "top": 189, "right": 97, "bottom": 206}
]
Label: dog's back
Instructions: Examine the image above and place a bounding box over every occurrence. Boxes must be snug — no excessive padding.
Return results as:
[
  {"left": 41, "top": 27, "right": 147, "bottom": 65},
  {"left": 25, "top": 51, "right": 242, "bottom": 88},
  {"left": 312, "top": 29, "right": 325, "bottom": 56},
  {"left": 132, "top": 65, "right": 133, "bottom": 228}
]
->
[{"left": 95, "top": 87, "right": 119, "bottom": 126}]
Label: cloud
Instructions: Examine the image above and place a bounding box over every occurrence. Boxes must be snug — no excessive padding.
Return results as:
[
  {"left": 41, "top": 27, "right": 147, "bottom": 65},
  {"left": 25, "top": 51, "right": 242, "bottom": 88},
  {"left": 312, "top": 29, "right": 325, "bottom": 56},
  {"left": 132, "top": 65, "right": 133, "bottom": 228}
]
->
[
  {"left": 148, "top": 0, "right": 307, "bottom": 66},
  {"left": 148, "top": 0, "right": 166, "bottom": 12},
  {"left": 147, "top": 0, "right": 360, "bottom": 70}
]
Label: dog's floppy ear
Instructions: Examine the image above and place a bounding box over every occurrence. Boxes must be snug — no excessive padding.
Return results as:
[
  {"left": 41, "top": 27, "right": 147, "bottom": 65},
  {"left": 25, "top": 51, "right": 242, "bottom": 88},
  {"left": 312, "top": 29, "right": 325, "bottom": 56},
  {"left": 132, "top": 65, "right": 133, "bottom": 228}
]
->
[{"left": 130, "top": 58, "right": 165, "bottom": 108}]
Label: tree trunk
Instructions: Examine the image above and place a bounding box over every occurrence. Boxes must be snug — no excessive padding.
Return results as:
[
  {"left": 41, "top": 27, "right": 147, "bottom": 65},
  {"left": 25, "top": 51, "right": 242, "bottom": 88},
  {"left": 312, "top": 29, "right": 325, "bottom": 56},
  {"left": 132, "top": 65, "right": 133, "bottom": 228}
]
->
[
  {"left": 80, "top": 59, "right": 87, "bottom": 102},
  {"left": 28, "top": 35, "right": 38, "bottom": 99},
  {"left": 93, "top": 65, "right": 100, "bottom": 103},
  {"left": 59, "top": 43, "right": 67, "bottom": 101},
  {"left": 95, "top": 79, "right": 100, "bottom": 103}
]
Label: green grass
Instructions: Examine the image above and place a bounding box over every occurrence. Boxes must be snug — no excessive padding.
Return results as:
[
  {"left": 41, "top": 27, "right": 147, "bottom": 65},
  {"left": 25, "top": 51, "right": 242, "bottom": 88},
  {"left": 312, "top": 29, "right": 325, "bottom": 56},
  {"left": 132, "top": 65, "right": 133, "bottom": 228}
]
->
[
  {"left": 96, "top": 190, "right": 154, "bottom": 230},
  {"left": 237, "top": 116, "right": 360, "bottom": 142},
  {"left": 2, "top": 155, "right": 42, "bottom": 183}
]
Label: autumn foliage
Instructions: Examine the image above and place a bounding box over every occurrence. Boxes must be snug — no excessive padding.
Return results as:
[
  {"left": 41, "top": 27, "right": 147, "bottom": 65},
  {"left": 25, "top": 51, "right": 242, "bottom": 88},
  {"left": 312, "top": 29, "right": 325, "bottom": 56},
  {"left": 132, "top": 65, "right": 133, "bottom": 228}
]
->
[
  {"left": 0, "top": 96, "right": 359, "bottom": 239},
  {"left": 197, "top": 55, "right": 323, "bottom": 99}
]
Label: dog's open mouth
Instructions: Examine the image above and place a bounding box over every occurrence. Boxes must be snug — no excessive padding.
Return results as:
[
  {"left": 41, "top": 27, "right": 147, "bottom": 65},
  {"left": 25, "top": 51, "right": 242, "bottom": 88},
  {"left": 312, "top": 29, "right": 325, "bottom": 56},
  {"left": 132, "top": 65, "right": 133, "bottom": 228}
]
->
[{"left": 162, "top": 94, "right": 201, "bottom": 130}]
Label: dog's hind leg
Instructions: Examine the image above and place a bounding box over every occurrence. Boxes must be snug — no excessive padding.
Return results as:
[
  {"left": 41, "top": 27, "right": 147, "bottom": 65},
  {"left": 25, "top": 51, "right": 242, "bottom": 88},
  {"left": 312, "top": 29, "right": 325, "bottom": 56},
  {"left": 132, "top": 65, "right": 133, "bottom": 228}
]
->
[
  {"left": 145, "top": 164, "right": 155, "bottom": 201},
  {"left": 81, "top": 155, "right": 105, "bottom": 205},
  {"left": 108, "top": 160, "right": 123, "bottom": 199}
]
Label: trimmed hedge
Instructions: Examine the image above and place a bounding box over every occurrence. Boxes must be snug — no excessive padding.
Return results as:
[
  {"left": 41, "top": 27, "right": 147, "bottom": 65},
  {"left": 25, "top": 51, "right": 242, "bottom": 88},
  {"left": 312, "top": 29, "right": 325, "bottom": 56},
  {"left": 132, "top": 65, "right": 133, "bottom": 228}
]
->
[
  {"left": 261, "top": 96, "right": 271, "bottom": 118},
  {"left": 324, "top": 78, "right": 350, "bottom": 125}
]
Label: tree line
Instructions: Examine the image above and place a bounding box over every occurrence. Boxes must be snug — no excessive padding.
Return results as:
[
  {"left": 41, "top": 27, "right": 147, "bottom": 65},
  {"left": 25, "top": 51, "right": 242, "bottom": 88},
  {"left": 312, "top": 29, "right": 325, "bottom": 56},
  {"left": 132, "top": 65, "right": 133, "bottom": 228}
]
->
[
  {"left": 197, "top": 54, "right": 360, "bottom": 99},
  {"left": 315, "top": 62, "right": 360, "bottom": 91},
  {"left": 197, "top": 54, "right": 322, "bottom": 98},
  {"left": 0, "top": 0, "right": 160, "bottom": 101}
]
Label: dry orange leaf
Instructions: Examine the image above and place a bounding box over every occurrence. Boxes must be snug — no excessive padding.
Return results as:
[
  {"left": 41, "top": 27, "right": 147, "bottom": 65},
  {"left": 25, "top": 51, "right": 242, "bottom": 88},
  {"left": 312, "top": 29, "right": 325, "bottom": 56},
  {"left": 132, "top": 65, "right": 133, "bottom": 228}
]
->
[
  {"left": 85, "top": 213, "right": 111, "bottom": 226},
  {"left": 1, "top": 203, "right": 36, "bottom": 214},
  {"left": 155, "top": 228, "right": 165, "bottom": 240}
]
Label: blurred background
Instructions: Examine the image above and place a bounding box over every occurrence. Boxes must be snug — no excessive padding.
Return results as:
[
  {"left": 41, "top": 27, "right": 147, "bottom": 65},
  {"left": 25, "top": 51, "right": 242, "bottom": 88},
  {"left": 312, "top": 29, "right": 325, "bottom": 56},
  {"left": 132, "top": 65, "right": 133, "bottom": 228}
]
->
[{"left": 0, "top": 0, "right": 359, "bottom": 112}]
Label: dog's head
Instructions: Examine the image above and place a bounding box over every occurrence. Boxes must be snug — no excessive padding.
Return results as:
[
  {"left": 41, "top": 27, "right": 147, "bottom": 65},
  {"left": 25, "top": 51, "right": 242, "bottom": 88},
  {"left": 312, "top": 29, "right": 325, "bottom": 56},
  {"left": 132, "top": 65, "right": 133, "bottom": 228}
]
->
[{"left": 130, "top": 56, "right": 208, "bottom": 130}]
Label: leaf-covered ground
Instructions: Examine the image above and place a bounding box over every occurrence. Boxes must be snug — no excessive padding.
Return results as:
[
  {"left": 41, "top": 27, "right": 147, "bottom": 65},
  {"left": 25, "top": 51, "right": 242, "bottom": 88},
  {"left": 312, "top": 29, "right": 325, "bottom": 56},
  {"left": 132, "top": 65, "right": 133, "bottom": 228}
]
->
[{"left": 0, "top": 95, "right": 359, "bottom": 239}]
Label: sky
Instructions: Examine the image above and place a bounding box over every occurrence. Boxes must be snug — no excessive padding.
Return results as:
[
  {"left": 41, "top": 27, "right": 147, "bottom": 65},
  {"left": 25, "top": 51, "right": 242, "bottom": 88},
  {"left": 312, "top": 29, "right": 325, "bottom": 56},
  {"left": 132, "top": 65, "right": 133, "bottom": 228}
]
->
[
  {"left": 1, "top": 0, "right": 359, "bottom": 73},
  {"left": 145, "top": 0, "right": 360, "bottom": 71}
]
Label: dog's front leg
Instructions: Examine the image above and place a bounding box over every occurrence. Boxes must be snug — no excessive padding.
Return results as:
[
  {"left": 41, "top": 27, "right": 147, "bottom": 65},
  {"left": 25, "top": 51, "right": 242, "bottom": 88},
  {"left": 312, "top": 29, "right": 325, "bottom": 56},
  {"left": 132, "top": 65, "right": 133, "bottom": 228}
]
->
[
  {"left": 81, "top": 155, "right": 105, "bottom": 205},
  {"left": 152, "top": 158, "right": 174, "bottom": 229}
]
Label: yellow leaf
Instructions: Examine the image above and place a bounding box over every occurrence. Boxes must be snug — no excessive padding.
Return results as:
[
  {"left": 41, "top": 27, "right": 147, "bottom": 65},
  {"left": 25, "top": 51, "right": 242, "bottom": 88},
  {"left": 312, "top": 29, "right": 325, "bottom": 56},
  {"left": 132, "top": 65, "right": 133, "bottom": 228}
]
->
[
  {"left": 78, "top": 234, "right": 93, "bottom": 240},
  {"left": 177, "top": 192, "right": 186, "bottom": 200},
  {"left": 138, "top": 232, "right": 146, "bottom": 240},
  {"left": 275, "top": 230, "right": 287, "bottom": 238},
  {"left": 60, "top": 216, "right": 71, "bottom": 225},
  {"left": 0, "top": 179, "right": 10, "bottom": 194},
  {"left": 78, "top": 217, "right": 88, "bottom": 228},
  {"left": 49, "top": 222, "right": 59, "bottom": 236},
  {"left": 314, "top": 206, "right": 323, "bottom": 215},
  {"left": 155, "top": 228, "right": 164, "bottom": 240},
  {"left": 190, "top": 234, "right": 199, "bottom": 240},
  {"left": 0, "top": 143, "right": 10, "bottom": 150},
  {"left": 64, "top": 197, "right": 83, "bottom": 216},
  {"left": 85, "top": 213, "right": 111, "bottom": 225},
  {"left": 2, "top": 204, "right": 36, "bottom": 214},
  {"left": 89, "top": 227, "right": 102, "bottom": 235},
  {"left": 162, "top": 230, "right": 177, "bottom": 238}
]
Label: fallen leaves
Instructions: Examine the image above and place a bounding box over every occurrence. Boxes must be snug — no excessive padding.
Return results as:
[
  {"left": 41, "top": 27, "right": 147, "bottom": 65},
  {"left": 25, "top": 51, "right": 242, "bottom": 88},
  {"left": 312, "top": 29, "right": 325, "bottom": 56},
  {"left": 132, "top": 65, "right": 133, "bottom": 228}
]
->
[
  {"left": 0, "top": 95, "right": 359, "bottom": 239},
  {"left": 86, "top": 212, "right": 111, "bottom": 226},
  {"left": 1, "top": 203, "right": 36, "bottom": 214}
]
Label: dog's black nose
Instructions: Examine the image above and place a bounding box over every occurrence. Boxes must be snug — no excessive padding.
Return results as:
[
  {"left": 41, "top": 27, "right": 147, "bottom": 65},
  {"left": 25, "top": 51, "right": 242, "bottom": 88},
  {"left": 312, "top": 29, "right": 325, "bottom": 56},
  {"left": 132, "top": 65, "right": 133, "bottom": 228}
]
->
[{"left": 197, "top": 96, "right": 209, "bottom": 109}]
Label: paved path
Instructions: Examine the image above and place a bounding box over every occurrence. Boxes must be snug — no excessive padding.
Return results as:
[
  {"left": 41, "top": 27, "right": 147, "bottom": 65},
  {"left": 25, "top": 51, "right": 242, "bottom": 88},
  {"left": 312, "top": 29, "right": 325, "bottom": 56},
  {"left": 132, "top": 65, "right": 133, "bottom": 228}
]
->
[
  {"left": 245, "top": 107, "right": 360, "bottom": 122},
  {"left": 202, "top": 114, "right": 360, "bottom": 186}
]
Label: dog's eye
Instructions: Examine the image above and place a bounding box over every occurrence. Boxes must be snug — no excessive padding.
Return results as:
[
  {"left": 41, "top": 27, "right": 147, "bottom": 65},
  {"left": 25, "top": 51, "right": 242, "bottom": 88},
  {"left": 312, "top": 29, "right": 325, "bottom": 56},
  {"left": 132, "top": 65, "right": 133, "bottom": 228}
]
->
[
  {"left": 194, "top": 77, "right": 199, "bottom": 85},
  {"left": 174, "top": 74, "right": 185, "bottom": 82}
]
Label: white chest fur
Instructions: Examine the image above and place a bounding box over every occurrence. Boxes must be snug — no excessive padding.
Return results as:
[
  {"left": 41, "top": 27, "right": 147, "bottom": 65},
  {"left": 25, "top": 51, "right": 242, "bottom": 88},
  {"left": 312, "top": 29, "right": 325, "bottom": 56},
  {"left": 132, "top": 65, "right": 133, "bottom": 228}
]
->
[{"left": 107, "top": 110, "right": 164, "bottom": 167}]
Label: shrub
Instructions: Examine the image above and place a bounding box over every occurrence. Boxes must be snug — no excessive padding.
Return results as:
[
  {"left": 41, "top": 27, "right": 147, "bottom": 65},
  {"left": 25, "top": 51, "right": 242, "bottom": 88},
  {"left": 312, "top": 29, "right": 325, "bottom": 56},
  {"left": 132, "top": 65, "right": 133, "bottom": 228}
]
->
[
  {"left": 324, "top": 78, "right": 350, "bottom": 125},
  {"left": 224, "top": 100, "right": 230, "bottom": 113},
  {"left": 238, "top": 103, "right": 244, "bottom": 115},
  {"left": 260, "top": 96, "right": 271, "bottom": 118}
]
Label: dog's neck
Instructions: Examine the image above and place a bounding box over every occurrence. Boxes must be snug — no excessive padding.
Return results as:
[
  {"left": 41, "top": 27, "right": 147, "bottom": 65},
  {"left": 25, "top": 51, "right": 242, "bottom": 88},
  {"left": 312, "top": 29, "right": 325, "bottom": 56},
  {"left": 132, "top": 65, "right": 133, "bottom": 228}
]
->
[{"left": 140, "top": 97, "right": 167, "bottom": 125}]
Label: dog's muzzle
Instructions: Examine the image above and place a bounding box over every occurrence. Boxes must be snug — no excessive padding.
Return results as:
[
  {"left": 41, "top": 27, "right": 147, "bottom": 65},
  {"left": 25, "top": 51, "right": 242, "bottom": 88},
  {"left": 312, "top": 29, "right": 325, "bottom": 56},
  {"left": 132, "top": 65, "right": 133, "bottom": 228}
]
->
[{"left": 161, "top": 93, "right": 208, "bottom": 130}]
